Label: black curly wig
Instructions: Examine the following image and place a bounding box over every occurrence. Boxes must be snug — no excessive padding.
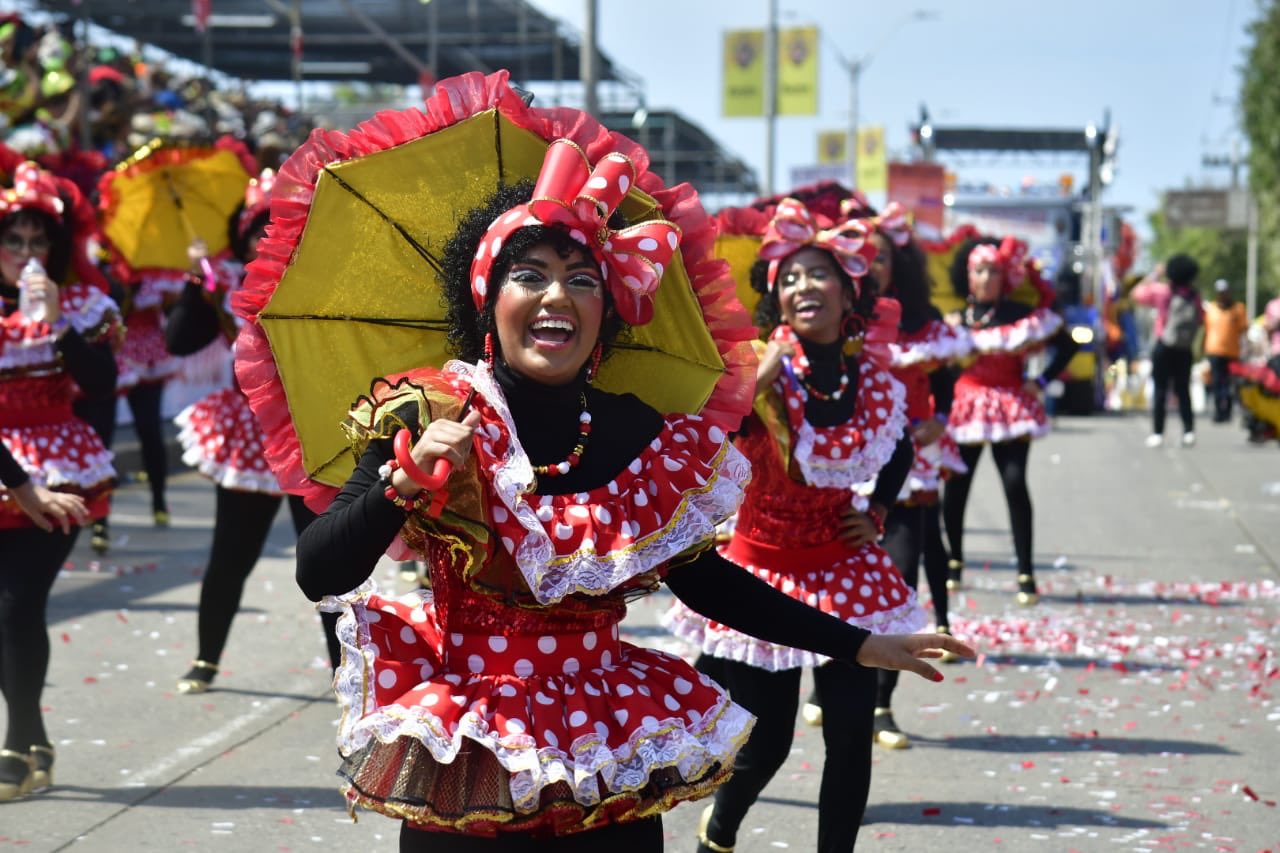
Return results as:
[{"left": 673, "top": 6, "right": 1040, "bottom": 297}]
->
[
  {"left": 948, "top": 235, "right": 1001, "bottom": 300},
  {"left": 0, "top": 209, "right": 72, "bottom": 285},
  {"left": 748, "top": 251, "right": 880, "bottom": 340},
  {"left": 439, "top": 180, "right": 628, "bottom": 363},
  {"left": 226, "top": 202, "right": 270, "bottom": 264},
  {"left": 876, "top": 234, "right": 934, "bottom": 325}
]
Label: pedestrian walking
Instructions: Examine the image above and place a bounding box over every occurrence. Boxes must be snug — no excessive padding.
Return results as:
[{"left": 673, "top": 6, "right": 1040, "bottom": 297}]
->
[
  {"left": 1131, "top": 255, "right": 1204, "bottom": 447},
  {"left": 1203, "top": 279, "right": 1249, "bottom": 423}
]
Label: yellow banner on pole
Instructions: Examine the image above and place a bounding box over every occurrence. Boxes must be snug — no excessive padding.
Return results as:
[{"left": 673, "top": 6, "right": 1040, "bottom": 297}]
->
[
  {"left": 722, "top": 30, "right": 765, "bottom": 117},
  {"left": 857, "top": 125, "right": 887, "bottom": 192},
  {"left": 817, "top": 130, "right": 847, "bottom": 165},
  {"left": 777, "top": 26, "right": 818, "bottom": 115}
]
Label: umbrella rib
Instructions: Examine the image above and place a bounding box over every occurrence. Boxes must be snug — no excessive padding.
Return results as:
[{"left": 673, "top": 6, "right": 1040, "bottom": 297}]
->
[
  {"left": 493, "top": 110, "right": 505, "bottom": 188},
  {"left": 259, "top": 314, "right": 450, "bottom": 328},
  {"left": 322, "top": 166, "right": 444, "bottom": 277}
]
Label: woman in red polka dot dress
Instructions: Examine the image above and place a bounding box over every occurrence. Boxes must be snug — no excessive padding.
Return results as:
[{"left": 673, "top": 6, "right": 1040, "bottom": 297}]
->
[
  {"left": 0, "top": 159, "right": 120, "bottom": 801},
  {"left": 166, "top": 170, "right": 339, "bottom": 695},
  {"left": 942, "top": 236, "right": 1078, "bottom": 605},
  {"left": 236, "top": 72, "right": 971, "bottom": 852},
  {"left": 662, "top": 198, "right": 928, "bottom": 853}
]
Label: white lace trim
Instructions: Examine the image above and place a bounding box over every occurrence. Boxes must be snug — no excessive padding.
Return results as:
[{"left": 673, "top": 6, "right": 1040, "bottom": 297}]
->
[
  {"left": 789, "top": 367, "right": 908, "bottom": 490},
  {"left": 949, "top": 417, "right": 1049, "bottom": 445},
  {"left": 663, "top": 596, "right": 928, "bottom": 671},
  {"left": 447, "top": 360, "right": 752, "bottom": 606},
  {"left": 889, "top": 324, "right": 973, "bottom": 367},
  {"left": 1, "top": 444, "right": 116, "bottom": 489},
  {"left": 323, "top": 583, "right": 755, "bottom": 812},
  {"left": 131, "top": 271, "right": 186, "bottom": 310},
  {"left": 969, "top": 308, "right": 1063, "bottom": 354},
  {"left": 0, "top": 287, "right": 118, "bottom": 370}
]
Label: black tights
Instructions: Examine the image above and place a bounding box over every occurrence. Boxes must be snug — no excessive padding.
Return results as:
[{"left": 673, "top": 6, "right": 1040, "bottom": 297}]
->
[
  {"left": 697, "top": 656, "right": 876, "bottom": 853},
  {"left": 1150, "top": 343, "right": 1194, "bottom": 435},
  {"left": 195, "top": 487, "right": 339, "bottom": 669},
  {"left": 943, "top": 440, "right": 1034, "bottom": 576},
  {"left": 877, "top": 503, "right": 950, "bottom": 708},
  {"left": 0, "top": 527, "right": 79, "bottom": 751},
  {"left": 398, "top": 816, "right": 663, "bottom": 852},
  {"left": 127, "top": 382, "right": 167, "bottom": 513}
]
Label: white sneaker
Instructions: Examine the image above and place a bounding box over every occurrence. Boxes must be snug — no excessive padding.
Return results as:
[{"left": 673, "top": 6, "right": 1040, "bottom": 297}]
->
[
  {"left": 1144, "top": 434, "right": 1164, "bottom": 448},
  {"left": 1181, "top": 432, "right": 1196, "bottom": 447}
]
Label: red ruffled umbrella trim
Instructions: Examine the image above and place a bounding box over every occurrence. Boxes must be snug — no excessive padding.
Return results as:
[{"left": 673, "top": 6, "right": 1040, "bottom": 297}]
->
[
  {"left": 1231, "top": 361, "right": 1280, "bottom": 395},
  {"left": 231, "top": 69, "right": 756, "bottom": 513},
  {"left": 918, "top": 224, "right": 1056, "bottom": 310}
]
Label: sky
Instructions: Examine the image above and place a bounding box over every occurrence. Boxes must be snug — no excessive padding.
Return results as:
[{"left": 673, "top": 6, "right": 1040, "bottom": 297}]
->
[{"left": 527, "top": 0, "right": 1256, "bottom": 240}]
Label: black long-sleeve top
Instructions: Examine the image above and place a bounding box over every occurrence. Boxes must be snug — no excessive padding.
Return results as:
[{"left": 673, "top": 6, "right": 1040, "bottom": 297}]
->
[
  {"left": 297, "top": 360, "right": 872, "bottom": 665},
  {"left": 164, "top": 281, "right": 225, "bottom": 355},
  {"left": 0, "top": 285, "right": 117, "bottom": 399},
  {"left": 0, "top": 442, "right": 29, "bottom": 489}
]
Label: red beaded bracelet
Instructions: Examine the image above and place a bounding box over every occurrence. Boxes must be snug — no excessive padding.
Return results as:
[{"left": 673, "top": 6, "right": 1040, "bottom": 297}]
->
[
  {"left": 865, "top": 504, "right": 886, "bottom": 538},
  {"left": 393, "top": 429, "right": 442, "bottom": 491}
]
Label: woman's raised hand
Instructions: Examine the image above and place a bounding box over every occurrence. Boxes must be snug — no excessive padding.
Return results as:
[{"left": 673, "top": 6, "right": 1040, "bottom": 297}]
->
[
  {"left": 391, "top": 409, "right": 482, "bottom": 496},
  {"left": 755, "top": 339, "right": 794, "bottom": 394}
]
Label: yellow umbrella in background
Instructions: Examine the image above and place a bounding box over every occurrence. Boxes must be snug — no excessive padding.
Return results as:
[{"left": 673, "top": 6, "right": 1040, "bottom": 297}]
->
[
  {"left": 98, "top": 140, "right": 251, "bottom": 270},
  {"left": 238, "top": 99, "right": 740, "bottom": 491}
]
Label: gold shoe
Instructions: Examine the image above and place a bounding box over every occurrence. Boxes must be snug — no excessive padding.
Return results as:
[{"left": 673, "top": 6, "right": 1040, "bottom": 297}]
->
[
  {"left": 946, "top": 559, "right": 964, "bottom": 591},
  {"left": 698, "top": 803, "right": 735, "bottom": 852},
  {"left": 0, "top": 749, "right": 34, "bottom": 802},
  {"left": 153, "top": 510, "right": 171, "bottom": 528},
  {"left": 176, "top": 660, "right": 219, "bottom": 694},
  {"left": 90, "top": 521, "right": 110, "bottom": 555},
  {"left": 28, "top": 745, "right": 54, "bottom": 792},
  {"left": 935, "top": 625, "right": 959, "bottom": 664},
  {"left": 801, "top": 701, "right": 824, "bottom": 727},
  {"left": 873, "top": 707, "right": 911, "bottom": 749},
  {"left": 1016, "top": 574, "right": 1039, "bottom": 606}
]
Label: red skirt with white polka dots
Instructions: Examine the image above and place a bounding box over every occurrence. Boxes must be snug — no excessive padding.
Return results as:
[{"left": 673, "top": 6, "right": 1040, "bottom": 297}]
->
[
  {"left": 175, "top": 387, "right": 280, "bottom": 494},
  {"left": 947, "top": 383, "right": 1048, "bottom": 445},
  {"left": 117, "top": 309, "right": 177, "bottom": 390},
  {"left": 663, "top": 535, "right": 927, "bottom": 671},
  {"left": 328, "top": 586, "right": 754, "bottom": 836},
  {"left": 0, "top": 414, "right": 115, "bottom": 528}
]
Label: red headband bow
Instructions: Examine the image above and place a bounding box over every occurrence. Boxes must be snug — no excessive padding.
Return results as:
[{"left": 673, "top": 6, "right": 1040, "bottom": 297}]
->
[
  {"left": 468, "top": 139, "right": 680, "bottom": 326},
  {"left": 0, "top": 161, "right": 65, "bottom": 221},
  {"left": 759, "top": 197, "right": 876, "bottom": 291},
  {"left": 237, "top": 168, "right": 275, "bottom": 239},
  {"left": 870, "top": 201, "right": 912, "bottom": 248},
  {"left": 968, "top": 235, "right": 1029, "bottom": 292}
]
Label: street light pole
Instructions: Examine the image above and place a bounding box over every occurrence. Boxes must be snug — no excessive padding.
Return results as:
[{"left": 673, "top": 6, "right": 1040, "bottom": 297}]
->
[
  {"left": 847, "top": 59, "right": 860, "bottom": 188},
  {"left": 763, "top": 0, "right": 778, "bottom": 195}
]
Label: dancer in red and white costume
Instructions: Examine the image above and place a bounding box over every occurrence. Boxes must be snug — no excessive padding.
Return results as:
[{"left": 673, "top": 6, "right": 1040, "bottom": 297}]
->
[
  {"left": 168, "top": 170, "right": 339, "bottom": 695},
  {"left": 0, "top": 160, "right": 119, "bottom": 801},
  {"left": 663, "top": 198, "right": 926, "bottom": 853},
  {"left": 236, "top": 72, "right": 970, "bottom": 851},
  {"left": 942, "top": 236, "right": 1078, "bottom": 605}
]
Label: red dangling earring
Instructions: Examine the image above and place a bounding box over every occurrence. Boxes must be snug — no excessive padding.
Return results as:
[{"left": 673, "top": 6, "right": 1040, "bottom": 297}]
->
[
  {"left": 586, "top": 342, "right": 604, "bottom": 382},
  {"left": 483, "top": 332, "right": 495, "bottom": 365}
]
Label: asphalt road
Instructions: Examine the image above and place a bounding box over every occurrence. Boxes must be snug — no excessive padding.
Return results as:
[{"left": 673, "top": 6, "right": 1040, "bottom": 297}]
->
[{"left": 2, "top": 412, "right": 1277, "bottom": 851}]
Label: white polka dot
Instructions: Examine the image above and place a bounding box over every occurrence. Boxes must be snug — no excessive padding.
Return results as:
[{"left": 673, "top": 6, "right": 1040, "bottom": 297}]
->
[
  {"left": 619, "top": 174, "right": 631, "bottom": 193},
  {"left": 594, "top": 720, "right": 610, "bottom": 740},
  {"left": 637, "top": 237, "right": 659, "bottom": 252},
  {"left": 377, "top": 669, "right": 398, "bottom": 689},
  {"left": 672, "top": 677, "right": 693, "bottom": 695},
  {"left": 421, "top": 692, "right": 439, "bottom": 706},
  {"left": 666, "top": 231, "right": 678, "bottom": 250},
  {"left": 450, "top": 633, "right": 464, "bottom": 646},
  {"left": 569, "top": 710, "right": 589, "bottom": 727},
  {"left": 687, "top": 709, "right": 702, "bottom": 725},
  {"left": 515, "top": 659, "right": 534, "bottom": 677},
  {"left": 536, "top": 505, "right": 554, "bottom": 522},
  {"left": 492, "top": 505, "right": 509, "bottom": 523},
  {"left": 554, "top": 523, "right": 575, "bottom": 541},
  {"left": 586, "top": 176, "right": 608, "bottom": 190},
  {"left": 570, "top": 229, "right": 587, "bottom": 244},
  {"left": 400, "top": 626, "right": 416, "bottom": 645},
  {"left": 641, "top": 715, "right": 659, "bottom": 729},
  {"left": 505, "top": 718, "right": 526, "bottom": 735},
  {"left": 634, "top": 490, "right": 648, "bottom": 507},
  {"left": 538, "top": 636, "right": 557, "bottom": 654},
  {"left": 499, "top": 684, "right": 518, "bottom": 698},
  {"left": 615, "top": 683, "right": 634, "bottom": 697},
  {"left": 535, "top": 690, "right": 555, "bottom": 705},
  {"left": 489, "top": 637, "right": 508, "bottom": 653},
  {"left": 544, "top": 729, "right": 560, "bottom": 747},
  {"left": 582, "top": 632, "right": 597, "bottom": 650},
  {"left": 563, "top": 657, "right": 580, "bottom": 674},
  {"left": 474, "top": 276, "right": 487, "bottom": 297},
  {"left": 860, "top": 584, "right": 873, "bottom": 597},
  {"left": 491, "top": 236, "right": 503, "bottom": 256},
  {"left": 613, "top": 709, "right": 629, "bottom": 725},
  {"left": 600, "top": 650, "right": 613, "bottom": 668},
  {"left": 418, "top": 661, "right": 435, "bottom": 680},
  {"left": 365, "top": 610, "right": 382, "bottom": 623},
  {"left": 467, "top": 655, "right": 486, "bottom": 673},
  {"left": 663, "top": 694, "right": 681, "bottom": 711}
]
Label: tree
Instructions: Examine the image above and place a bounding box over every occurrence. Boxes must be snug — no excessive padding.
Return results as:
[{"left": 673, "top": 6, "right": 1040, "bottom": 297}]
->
[
  {"left": 1146, "top": 211, "right": 1254, "bottom": 299},
  {"left": 1241, "top": 0, "right": 1280, "bottom": 309}
]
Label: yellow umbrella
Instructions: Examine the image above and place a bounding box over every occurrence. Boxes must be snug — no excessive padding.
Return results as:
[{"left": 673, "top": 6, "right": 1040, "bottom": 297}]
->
[
  {"left": 234, "top": 73, "right": 753, "bottom": 495},
  {"left": 98, "top": 140, "right": 251, "bottom": 270}
]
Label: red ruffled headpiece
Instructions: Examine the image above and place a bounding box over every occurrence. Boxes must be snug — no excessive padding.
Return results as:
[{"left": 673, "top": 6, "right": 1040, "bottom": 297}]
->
[
  {"left": 237, "top": 168, "right": 275, "bottom": 240},
  {"left": 0, "top": 161, "right": 66, "bottom": 220},
  {"left": 469, "top": 139, "right": 678, "bottom": 326},
  {"left": 759, "top": 197, "right": 877, "bottom": 295}
]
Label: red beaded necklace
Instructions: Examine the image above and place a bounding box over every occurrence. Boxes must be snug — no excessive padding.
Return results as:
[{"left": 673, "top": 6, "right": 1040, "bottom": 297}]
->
[
  {"left": 793, "top": 353, "right": 852, "bottom": 401},
  {"left": 531, "top": 393, "right": 593, "bottom": 477}
]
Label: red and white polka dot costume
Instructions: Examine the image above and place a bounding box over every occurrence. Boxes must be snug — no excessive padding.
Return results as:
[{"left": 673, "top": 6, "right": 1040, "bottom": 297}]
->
[
  {"left": 116, "top": 269, "right": 184, "bottom": 390},
  {"left": 324, "top": 361, "right": 755, "bottom": 835},
  {"left": 0, "top": 283, "right": 119, "bottom": 527},
  {"left": 664, "top": 342, "right": 926, "bottom": 671},
  {"left": 948, "top": 307, "right": 1062, "bottom": 445},
  {"left": 889, "top": 319, "right": 972, "bottom": 499},
  {"left": 172, "top": 258, "right": 282, "bottom": 493}
]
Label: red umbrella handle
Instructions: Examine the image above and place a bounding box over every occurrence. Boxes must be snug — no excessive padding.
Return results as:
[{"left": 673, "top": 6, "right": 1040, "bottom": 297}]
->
[{"left": 394, "top": 428, "right": 453, "bottom": 489}]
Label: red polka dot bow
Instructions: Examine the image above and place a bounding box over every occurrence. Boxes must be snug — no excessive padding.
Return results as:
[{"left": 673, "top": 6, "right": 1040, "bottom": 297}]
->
[
  {"left": 759, "top": 197, "right": 876, "bottom": 292},
  {"left": 0, "top": 161, "right": 65, "bottom": 221},
  {"left": 469, "top": 139, "right": 681, "bottom": 326},
  {"left": 839, "top": 198, "right": 912, "bottom": 248}
]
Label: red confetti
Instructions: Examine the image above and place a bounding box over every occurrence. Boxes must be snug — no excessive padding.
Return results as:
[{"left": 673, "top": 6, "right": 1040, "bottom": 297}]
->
[
  {"left": 1021, "top": 760, "right": 1036, "bottom": 769},
  {"left": 83, "top": 676, "right": 97, "bottom": 684},
  {"left": 922, "top": 806, "right": 941, "bottom": 816},
  {"left": 60, "top": 633, "right": 71, "bottom": 644},
  {"left": 116, "top": 611, "right": 128, "bottom": 623}
]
